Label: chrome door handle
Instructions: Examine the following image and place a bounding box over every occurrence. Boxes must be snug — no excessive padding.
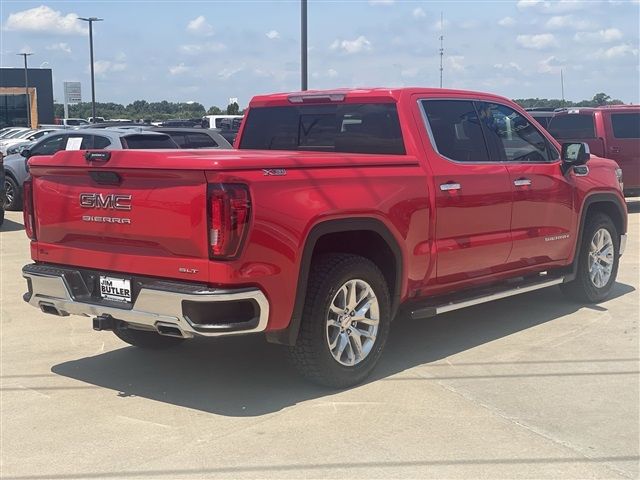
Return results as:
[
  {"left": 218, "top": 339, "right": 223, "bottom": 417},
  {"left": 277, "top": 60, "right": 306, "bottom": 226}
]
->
[
  {"left": 514, "top": 178, "right": 532, "bottom": 187},
  {"left": 440, "top": 182, "right": 461, "bottom": 192}
]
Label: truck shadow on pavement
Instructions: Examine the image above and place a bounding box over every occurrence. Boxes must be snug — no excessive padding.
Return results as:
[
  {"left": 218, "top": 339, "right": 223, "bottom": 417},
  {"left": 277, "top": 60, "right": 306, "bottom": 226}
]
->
[
  {"left": 0, "top": 218, "right": 25, "bottom": 232},
  {"left": 52, "top": 282, "right": 635, "bottom": 417}
]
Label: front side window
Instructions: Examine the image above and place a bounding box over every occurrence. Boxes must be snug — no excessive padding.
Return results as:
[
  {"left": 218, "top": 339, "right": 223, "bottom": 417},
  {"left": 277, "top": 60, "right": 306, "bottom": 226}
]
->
[
  {"left": 477, "top": 102, "right": 550, "bottom": 163},
  {"left": 548, "top": 113, "right": 596, "bottom": 139},
  {"left": 93, "top": 135, "right": 112, "bottom": 149},
  {"left": 240, "top": 103, "right": 405, "bottom": 154},
  {"left": 611, "top": 113, "right": 640, "bottom": 139},
  {"left": 421, "top": 100, "right": 489, "bottom": 162}
]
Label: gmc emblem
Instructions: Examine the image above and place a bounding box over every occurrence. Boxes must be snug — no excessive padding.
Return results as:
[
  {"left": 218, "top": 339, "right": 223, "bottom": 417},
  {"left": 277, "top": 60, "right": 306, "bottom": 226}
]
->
[{"left": 79, "top": 193, "right": 132, "bottom": 211}]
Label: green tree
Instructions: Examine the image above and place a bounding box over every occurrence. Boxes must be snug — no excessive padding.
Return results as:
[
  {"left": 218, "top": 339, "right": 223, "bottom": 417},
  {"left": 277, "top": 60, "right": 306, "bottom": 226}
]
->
[
  {"left": 592, "top": 93, "right": 611, "bottom": 106},
  {"left": 207, "top": 105, "right": 223, "bottom": 115},
  {"left": 226, "top": 102, "right": 240, "bottom": 115}
]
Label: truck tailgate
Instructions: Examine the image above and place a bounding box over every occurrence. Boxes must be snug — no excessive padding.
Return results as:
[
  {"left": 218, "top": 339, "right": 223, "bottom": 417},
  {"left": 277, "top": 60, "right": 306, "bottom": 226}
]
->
[{"left": 28, "top": 151, "right": 210, "bottom": 282}]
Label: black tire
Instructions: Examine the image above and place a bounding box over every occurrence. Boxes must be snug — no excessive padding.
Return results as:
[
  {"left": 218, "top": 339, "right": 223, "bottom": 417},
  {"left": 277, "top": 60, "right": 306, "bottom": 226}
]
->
[
  {"left": 287, "top": 254, "right": 391, "bottom": 388},
  {"left": 4, "top": 176, "right": 22, "bottom": 211},
  {"left": 561, "top": 213, "right": 619, "bottom": 303},
  {"left": 113, "top": 322, "right": 184, "bottom": 349}
]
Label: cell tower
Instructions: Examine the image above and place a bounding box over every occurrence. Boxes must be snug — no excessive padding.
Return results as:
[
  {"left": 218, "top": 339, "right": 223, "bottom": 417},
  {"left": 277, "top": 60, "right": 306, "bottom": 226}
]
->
[{"left": 439, "top": 12, "right": 444, "bottom": 88}]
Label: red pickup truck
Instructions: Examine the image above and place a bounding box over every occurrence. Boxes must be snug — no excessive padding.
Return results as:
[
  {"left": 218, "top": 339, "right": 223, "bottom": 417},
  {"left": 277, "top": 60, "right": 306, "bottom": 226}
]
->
[{"left": 22, "top": 88, "right": 628, "bottom": 387}]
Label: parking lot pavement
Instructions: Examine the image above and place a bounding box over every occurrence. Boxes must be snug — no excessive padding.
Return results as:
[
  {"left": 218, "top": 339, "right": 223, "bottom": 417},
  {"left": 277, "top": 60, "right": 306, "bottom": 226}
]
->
[{"left": 1, "top": 203, "right": 638, "bottom": 480}]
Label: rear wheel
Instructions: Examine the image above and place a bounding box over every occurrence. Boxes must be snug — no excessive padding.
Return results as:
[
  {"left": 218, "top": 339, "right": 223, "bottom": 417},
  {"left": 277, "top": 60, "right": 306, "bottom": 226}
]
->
[
  {"left": 113, "top": 322, "right": 184, "bottom": 349},
  {"left": 287, "top": 254, "right": 391, "bottom": 388},
  {"left": 561, "top": 213, "right": 619, "bottom": 303},
  {"left": 4, "top": 176, "right": 22, "bottom": 211}
]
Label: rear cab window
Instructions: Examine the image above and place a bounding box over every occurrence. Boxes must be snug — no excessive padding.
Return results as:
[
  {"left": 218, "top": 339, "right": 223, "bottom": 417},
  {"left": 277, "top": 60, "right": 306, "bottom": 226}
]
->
[{"left": 239, "top": 103, "right": 406, "bottom": 155}]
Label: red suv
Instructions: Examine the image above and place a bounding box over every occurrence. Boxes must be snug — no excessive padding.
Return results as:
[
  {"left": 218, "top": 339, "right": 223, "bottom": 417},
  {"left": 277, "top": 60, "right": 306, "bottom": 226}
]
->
[{"left": 548, "top": 106, "right": 640, "bottom": 196}]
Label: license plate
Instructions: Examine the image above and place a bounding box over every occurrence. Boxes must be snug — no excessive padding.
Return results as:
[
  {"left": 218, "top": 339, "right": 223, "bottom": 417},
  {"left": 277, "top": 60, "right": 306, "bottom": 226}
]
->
[{"left": 99, "top": 276, "right": 132, "bottom": 303}]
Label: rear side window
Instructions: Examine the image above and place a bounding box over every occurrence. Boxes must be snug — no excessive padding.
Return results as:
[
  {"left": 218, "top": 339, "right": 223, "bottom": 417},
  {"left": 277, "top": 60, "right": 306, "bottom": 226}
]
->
[
  {"left": 93, "top": 135, "right": 112, "bottom": 149},
  {"left": 187, "top": 133, "right": 218, "bottom": 148},
  {"left": 611, "top": 113, "right": 640, "bottom": 138},
  {"left": 123, "top": 134, "right": 177, "bottom": 149},
  {"left": 240, "top": 103, "right": 405, "bottom": 155},
  {"left": 548, "top": 114, "right": 596, "bottom": 139},
  {"left": 421, "top": 100, "right": 489, "bottom": 162}
]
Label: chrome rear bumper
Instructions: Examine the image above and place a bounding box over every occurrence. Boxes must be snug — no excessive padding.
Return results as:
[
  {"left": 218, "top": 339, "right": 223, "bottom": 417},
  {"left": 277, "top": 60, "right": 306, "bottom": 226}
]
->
[{"left": 22, "top": 263, "right": 269, "bottom": 338}]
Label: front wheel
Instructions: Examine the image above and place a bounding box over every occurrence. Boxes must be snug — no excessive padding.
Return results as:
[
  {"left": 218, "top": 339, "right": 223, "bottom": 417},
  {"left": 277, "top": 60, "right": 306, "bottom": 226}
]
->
[
  {"left": 287, "top": 254, "right": 391, "bottom": 388},
  {"left": 561, "top": 213, "right": 619, "bottom": 303}
]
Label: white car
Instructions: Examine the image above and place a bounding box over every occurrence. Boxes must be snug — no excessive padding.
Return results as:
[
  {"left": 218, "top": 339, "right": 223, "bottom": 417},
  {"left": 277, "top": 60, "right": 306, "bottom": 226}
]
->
[{"left": 0, "top": 129, "right": 60, "bottom": 155}]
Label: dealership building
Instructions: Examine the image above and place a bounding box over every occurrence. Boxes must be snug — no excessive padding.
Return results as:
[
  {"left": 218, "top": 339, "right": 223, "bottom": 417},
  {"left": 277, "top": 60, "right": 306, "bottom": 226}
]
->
[{"left": 0, "top": 68, "right": 54, "bottom": 128}]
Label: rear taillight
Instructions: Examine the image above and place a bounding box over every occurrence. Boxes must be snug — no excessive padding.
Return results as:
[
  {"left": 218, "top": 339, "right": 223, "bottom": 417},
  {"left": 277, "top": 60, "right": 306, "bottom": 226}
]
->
[
  {"left": 23, "top": 179, "right": 36, "bottom": 240},
  {"left": 208, "top": 184, "right": 251, "bottom": 259}
]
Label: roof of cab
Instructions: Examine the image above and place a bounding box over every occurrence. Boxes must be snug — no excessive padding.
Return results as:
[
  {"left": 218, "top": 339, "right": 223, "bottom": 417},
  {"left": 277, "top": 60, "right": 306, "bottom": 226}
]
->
[{"left": 249, "top": 87, "right": 515, "bottom": 107}]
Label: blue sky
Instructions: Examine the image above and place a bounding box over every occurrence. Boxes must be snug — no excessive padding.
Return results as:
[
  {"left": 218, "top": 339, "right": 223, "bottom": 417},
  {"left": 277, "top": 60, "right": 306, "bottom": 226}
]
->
[{"left": 1, "top": 0, "right": 639, "bottom": 108}]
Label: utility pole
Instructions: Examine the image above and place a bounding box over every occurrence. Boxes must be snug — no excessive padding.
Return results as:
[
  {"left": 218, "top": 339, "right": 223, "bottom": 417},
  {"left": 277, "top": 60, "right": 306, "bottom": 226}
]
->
[
  {"left": 560, "top": 69, "right": 565, "bottom": 107},
  {"left": 17, "top": 53, "right": 33, "bottom": 128},
  {"left": 301, "top": 0, "right": 308, "bottom": 91},
  {"left": 439, "top": 12, "right": 444, "bottom": 88},
  {"left": 79, "top": 17, "right": 103, "bottom": 122}
]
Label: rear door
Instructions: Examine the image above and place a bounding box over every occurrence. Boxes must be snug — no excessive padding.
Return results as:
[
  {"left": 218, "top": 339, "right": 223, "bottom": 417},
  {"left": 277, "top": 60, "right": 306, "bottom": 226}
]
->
[
  {"left": 604, "top": 111, "right": 640, "bottom": 192},
  {"left": 419, "top": 99, "right": 512, "bottom": 284},
  {"left": 477, "top": 101, "right": 575, "bottom": 267}
]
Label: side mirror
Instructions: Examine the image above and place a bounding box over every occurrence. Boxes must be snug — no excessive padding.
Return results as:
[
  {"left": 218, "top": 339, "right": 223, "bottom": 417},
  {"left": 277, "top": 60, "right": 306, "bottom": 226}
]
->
[
  {"left": 20, "top": 148, "right": 31, "bottom": 158},
  {"left": 561, "top": 142, "right": 590, "bottom": 166}
]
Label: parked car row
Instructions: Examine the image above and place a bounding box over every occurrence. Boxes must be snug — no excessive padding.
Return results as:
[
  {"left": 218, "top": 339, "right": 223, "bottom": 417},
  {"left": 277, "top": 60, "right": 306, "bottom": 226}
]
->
[{"left": 2, "top": 126, "right": 232, "bottom": 212}]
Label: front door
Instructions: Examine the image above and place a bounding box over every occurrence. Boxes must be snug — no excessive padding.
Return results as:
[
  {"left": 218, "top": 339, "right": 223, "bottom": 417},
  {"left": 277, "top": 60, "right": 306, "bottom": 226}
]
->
[
  {"left": 477, "top": 101, "right": 575, "bottom": 267},
  {"left": 419, "top": 98, "right": 513, "bottom": 284}
]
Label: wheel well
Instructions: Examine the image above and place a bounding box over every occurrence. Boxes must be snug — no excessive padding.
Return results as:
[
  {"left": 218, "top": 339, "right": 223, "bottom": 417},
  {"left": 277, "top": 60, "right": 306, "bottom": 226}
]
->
[
  {"left": 585, "top": 201, "right": 624, "bottom": 236},
  {"left": 311, "top": 230, "right": 398, "bottom": 301}
]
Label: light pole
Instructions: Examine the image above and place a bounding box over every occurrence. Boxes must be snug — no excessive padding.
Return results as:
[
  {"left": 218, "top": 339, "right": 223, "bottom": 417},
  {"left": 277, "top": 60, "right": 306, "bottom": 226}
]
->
[
  {"left": 17, "top": 52, "right": 33, "bottom": 128},
  {"left": 79, "top": 16, "right": 103, "bottom": 122},
  {"left": 301, "top": 0, "right": 307, "bottom": 91}
]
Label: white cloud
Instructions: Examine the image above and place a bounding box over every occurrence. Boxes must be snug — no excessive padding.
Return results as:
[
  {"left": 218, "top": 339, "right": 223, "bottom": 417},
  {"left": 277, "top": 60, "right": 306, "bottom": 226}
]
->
[
  {"left": 369, "top": 0, "right": 395, "bottom": 4},
  {"left": 45, "top": 42, "right": 71, "bottom": 54},
  {"left": 327, "top": 68, "right": 338, "bottom": 78},
  {"left": 498, "top": 16, "right": 516, "bottom": 27},
  {"left": 574, "top": 28, "right": 623, "bottom": 42},
  {"left": 93, "top": 60, "right": 127, "bottom": 76},
  {"left": 186, "top": 15, "right": 213, "bottom": 36},
  {"left": 4, "top": 5, "right": 87, "bottom": 35},
  {"left": 517, "top": 0, "right": 586, "bottom": 13},
  {"left": 516, "top": 33, "right": 558, "bottom": 49},
  {"left": 169, "top": 63, "right": 189, "bottom": 75},
  {"left": 447, "top": 56, "right": 465, "bottom": 72},
  {"left": 595, "top": 43, "right": 639, "bottom": 59},
  {"left": 180, "top": 42, "right": 226, "bottom": 54},
  {"left": 218, "top": 66, "right": 243, "bottom": 80},
  {"left": 412, "top": 7, "right": 426, "bottom": 19},
  {"left": 494, "top": 62, "right": 523, "bottom": 72},
  {"left": 545, "top": 15, "right": 594, "bottom": 29},
  {"left": 330, "top": 36, "right": 371, "bottom": 54},
  {"left": 266, "top": 30, "right": 280, "bottom": 40},
  {"left": 538, "top": 55, "right": 564, "bottom": 73}
]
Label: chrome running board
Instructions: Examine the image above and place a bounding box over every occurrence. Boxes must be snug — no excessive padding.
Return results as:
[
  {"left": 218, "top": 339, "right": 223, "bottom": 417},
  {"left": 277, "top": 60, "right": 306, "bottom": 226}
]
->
[{"left": 410, "top": 276, "right": 565, "bottom": 320}]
